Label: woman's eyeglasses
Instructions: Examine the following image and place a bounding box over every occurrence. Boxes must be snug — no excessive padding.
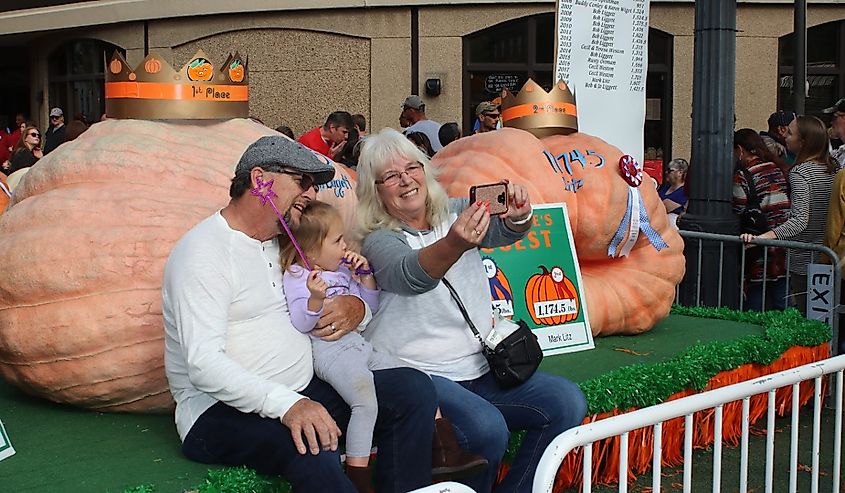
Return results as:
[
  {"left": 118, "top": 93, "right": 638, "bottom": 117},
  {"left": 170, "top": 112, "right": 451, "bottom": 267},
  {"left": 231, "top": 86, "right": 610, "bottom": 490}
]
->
[
  {"left": 376, "top": 163, "right": 424, "bottom": 187},
  {"left": 27, "top": 132, "right": 40, "bottom": 138}
]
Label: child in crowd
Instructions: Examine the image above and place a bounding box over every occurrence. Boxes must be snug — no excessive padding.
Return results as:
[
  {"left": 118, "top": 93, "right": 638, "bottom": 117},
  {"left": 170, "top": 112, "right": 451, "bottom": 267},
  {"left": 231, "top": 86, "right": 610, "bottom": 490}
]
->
[{"left": 280, "top": 201, "right": 487, "bottom": 493}]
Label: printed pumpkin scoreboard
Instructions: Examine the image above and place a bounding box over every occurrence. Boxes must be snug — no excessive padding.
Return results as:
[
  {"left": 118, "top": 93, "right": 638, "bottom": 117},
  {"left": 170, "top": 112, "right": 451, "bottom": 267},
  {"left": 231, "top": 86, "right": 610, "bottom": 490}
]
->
[{"left": 481, "top": 203, "right": 594, "bottom": 355}]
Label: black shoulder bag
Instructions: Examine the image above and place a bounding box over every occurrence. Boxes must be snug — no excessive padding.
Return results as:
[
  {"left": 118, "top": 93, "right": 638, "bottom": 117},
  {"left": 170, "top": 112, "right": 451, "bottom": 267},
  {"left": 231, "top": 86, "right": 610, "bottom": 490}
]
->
[
  {"left": 441, "top": 278, "right": 543, "bottom": 389},
  {"left": 737, "top": 165, "right": 769, "bottom": 235}
]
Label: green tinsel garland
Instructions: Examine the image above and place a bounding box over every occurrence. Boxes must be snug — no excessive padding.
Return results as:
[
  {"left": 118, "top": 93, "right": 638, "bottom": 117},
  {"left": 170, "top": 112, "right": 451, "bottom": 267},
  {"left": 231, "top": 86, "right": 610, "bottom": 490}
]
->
[
  {"left": 123, "top": 305, "right": 830, "bottom": 492},
  {"left": 583, "top": 305, "right": 830, "bottom": 415},
  {"left": 502, "top": 305, "right": 831, "bottom": 460}
]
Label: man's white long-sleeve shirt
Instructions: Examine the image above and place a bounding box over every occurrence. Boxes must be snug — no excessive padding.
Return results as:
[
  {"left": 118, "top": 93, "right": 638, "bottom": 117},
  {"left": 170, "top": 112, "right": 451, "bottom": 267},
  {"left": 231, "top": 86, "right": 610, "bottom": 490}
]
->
[{"left": 162, "top": 212, "right": 313, "bottom": 441}]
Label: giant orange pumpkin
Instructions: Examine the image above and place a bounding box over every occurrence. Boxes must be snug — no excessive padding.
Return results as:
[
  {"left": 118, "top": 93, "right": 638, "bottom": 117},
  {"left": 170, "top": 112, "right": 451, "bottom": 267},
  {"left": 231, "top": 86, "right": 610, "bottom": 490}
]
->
[
  {"left": 432, "top": 128, "right": 685, "bottom": 335},
  {"left": 0, "top": 119, "right": 357, "bottom": 412}
]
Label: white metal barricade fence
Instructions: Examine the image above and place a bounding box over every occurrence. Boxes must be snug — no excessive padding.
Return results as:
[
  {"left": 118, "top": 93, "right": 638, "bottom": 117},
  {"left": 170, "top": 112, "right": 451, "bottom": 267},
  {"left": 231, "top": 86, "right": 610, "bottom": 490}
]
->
[
  {"left": 533, "top": 354, "right": 845, "bottom": 493},
  {"left": 678, "top": 230, "right": 841, "bottom": 353}
]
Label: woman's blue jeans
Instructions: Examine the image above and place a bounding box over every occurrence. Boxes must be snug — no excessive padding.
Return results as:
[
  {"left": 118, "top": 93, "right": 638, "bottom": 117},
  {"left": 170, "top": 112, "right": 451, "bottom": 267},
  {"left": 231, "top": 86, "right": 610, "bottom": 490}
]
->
[{"left": 433, "top": 370, "right": 588, "bottom": 493}]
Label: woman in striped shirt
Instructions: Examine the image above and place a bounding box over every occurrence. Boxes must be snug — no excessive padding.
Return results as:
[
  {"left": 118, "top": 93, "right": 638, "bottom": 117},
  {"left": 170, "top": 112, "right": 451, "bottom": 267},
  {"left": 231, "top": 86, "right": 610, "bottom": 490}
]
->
[
  {"left": 733, "top": 129, "right": 791, "bottom": 310},
  {"left": 741, "top": 115, "right": 838, "bottom": 314}
]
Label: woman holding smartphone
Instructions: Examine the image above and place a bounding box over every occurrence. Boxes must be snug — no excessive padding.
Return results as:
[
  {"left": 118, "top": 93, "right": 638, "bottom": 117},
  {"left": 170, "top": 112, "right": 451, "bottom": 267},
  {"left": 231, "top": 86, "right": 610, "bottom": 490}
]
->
[{"left": 354, "top": 128, "right": 587, "bottom": 493}]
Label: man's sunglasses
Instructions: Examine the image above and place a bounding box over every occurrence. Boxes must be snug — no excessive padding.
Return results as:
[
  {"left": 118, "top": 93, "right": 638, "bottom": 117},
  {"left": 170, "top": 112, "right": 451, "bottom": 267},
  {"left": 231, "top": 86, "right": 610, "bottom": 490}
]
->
[{"left": 279, "top": 170, "right": 315, "bottom": 191}]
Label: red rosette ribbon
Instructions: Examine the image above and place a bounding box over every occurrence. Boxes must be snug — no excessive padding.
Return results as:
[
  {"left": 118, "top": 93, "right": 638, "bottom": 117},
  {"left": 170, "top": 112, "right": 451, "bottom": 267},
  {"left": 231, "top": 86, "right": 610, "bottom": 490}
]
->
[{"left": 619, "top": 154, "right": 643, "bottom": 187}]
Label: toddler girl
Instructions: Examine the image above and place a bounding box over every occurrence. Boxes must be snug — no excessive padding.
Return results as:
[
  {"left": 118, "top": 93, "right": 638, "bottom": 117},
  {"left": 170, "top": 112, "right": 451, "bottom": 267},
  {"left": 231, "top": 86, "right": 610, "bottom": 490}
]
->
[{"left": 280, "top": 201, "right": 487, "bottom": 492}]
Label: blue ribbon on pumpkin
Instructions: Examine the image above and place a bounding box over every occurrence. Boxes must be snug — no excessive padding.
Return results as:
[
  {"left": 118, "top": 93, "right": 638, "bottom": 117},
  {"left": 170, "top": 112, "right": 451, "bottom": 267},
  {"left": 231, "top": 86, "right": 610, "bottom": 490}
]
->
[{"left": 608, "top": 187, "right": 669, "bottom": 257}]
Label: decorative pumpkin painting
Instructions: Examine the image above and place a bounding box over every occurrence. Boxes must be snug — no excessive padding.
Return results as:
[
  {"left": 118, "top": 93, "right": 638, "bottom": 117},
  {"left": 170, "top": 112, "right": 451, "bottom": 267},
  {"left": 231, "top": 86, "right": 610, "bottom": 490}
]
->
[
  {"left": 483, "top": 257, "right": 514, "bottom": 305},
  {"left": 187, "top": 58, "right": 213, "bottom": 81},
  {"left": 0, "top": 119, "right": 356, "bottom": 412},
  {"left": 228, "top": 60, "right": 245, "bottom": 82},
  {"left": 432, "top": 127, "right": 685, "bottom": 336},
  {"left": 525, "top": 265, "right": 579, "bottom": 326}
]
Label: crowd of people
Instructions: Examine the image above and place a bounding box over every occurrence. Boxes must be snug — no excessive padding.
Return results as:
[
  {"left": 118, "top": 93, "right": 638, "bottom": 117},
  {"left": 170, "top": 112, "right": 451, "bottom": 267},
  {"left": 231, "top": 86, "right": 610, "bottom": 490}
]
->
[
  {"left": 0, "top": 107, "right": 94, "bottom": 195},
  {"left": 646, "top": 100, "right": 845, "bottom": 315},
  {"left": 732, "top": 102, "right": 845, "bottom": 314},
  {"left": 286, "top": 97, "right": 501, "bottom": 173}
]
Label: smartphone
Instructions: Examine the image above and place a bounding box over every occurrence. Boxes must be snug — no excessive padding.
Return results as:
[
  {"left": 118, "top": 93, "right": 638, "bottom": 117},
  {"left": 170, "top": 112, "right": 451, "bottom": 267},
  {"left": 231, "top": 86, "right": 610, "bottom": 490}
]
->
[{"left": 470, "top": 183, "right": 509, "bottom": 215}]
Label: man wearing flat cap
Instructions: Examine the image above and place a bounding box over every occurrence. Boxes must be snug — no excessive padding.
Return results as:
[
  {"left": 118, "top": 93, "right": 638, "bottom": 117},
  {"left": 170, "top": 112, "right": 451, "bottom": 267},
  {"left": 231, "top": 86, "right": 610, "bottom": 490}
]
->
[{"left": 162, "top": 135, "right": 436, "bottom": 492}]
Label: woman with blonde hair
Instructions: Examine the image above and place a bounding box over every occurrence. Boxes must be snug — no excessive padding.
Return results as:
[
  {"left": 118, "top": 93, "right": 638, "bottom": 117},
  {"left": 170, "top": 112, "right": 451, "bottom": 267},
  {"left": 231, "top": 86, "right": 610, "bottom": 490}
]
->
[{"left": 355, "top": 128, "right": 587, "bottom": 493}]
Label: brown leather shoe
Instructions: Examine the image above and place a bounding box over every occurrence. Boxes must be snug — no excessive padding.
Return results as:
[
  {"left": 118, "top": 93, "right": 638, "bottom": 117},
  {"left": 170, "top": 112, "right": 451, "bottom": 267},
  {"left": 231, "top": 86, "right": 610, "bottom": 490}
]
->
[
  {"left": 432, "top": 417, "right": 489, "bottom": 481},
  {"left": 346, "top": 464, "right": 372, "bottom": 493}
]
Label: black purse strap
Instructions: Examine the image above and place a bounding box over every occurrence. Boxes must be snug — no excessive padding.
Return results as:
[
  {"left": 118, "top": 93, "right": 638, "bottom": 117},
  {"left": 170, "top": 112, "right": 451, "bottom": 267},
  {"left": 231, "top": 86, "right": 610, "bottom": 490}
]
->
[
  {"left": 441, "top": 278, "right": 490, "bottom": 353},
  {"left": 737, "top": 165, "right": 761, "bottom": 209}
]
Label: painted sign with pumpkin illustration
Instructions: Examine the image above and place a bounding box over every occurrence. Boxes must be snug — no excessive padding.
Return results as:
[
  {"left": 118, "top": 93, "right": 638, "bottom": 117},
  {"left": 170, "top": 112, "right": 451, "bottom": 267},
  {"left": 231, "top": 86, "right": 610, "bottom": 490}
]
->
[
  {"left": 480, "top": 203, "right": 594, "bottom": 355},
  {"left": 482, "top": 257, "right": 514, "bottom": 317}
]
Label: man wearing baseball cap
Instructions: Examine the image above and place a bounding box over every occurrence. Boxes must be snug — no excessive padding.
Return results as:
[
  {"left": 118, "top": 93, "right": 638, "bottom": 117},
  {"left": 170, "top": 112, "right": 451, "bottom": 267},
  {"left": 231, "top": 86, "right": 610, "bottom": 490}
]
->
[
  {"left": 474, "top": 101, "right": 500, "bottom": 134},
  {"left": 823, "top": 98, "right": 845, "bottom": 167},
  {"left": 162, "top": 135, "right": 436, "bottom": 492},
  {"left": 43, "top": 107, "right": 66, "bottom": 155},
  {"left": 760, "top": 110, "right": 796, "bottom": 167},
  {"left": 400, "top": 95, "right": 443, "bottom": 152}
]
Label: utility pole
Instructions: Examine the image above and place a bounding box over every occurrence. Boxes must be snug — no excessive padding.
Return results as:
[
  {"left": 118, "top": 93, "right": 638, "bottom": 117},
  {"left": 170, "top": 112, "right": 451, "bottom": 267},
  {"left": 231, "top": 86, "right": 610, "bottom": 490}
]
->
[
  {"left": 678, "top": 0, "right": 740, "bottom": 308},
  {"left": 794, "top": 0, "right": 807, "bottom": 114}
]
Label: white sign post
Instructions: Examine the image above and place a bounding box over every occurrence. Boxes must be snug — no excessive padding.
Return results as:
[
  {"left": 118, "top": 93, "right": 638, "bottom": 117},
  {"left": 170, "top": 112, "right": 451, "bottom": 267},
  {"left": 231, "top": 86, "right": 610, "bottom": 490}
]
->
[{"left": 555, "top": 0, "right": 650, "bottom": 164}]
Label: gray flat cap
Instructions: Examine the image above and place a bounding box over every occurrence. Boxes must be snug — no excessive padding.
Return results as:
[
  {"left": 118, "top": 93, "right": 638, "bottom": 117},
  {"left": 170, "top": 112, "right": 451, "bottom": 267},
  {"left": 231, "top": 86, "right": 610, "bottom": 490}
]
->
[{"left": 235, "top": 135, "right": 336, "bottom": 185}]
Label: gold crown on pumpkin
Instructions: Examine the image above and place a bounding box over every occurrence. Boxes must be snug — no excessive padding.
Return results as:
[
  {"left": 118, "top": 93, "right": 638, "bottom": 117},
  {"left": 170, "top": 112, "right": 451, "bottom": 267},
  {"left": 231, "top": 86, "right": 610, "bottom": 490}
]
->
[
  {"left": 501, "top": 79, "right": 578, "bottom": 138},
  {"left": 105, "top": 50, "right": 249, "bottom": 120}
]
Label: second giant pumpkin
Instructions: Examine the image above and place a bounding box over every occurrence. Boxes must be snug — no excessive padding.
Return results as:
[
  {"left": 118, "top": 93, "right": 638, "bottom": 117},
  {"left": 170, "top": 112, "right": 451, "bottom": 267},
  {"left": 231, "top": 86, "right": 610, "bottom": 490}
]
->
[{"left": 432, "top": 128, "right": 685, "bottom": 335}]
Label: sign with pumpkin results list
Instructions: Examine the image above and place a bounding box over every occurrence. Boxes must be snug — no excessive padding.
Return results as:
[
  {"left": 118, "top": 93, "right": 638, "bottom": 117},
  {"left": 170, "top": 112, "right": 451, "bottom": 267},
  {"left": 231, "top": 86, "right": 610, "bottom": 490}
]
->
[{"left": 481, "top": 203, "right": 594, "bottom": 356}]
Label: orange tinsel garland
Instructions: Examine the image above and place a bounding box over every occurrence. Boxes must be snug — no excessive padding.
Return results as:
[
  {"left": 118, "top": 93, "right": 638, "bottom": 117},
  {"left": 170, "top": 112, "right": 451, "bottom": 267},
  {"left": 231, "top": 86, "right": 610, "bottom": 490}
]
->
[{"left": 545, "top": 343, "right": 829, "bottom": 490}]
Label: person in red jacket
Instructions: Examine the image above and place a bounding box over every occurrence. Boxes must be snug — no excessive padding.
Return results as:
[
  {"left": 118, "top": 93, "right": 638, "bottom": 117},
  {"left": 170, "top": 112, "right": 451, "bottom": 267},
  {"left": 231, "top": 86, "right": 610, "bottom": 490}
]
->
[
  {"left": 2, "top": 114, "right": 26, "bottom": 174},
  {"left": 298, "top": 111, "right": 353, "bottom": 161}
]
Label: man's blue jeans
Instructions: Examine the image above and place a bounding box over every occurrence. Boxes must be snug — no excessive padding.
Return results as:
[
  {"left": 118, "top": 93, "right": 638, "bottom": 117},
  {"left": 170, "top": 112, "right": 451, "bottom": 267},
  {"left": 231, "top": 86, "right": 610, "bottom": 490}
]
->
[
  {"left": 181, "top": 367, "right": 436, "bottom": 493},
  {"left": 433, "top": 370, "right": 588, "bottom": 493}
]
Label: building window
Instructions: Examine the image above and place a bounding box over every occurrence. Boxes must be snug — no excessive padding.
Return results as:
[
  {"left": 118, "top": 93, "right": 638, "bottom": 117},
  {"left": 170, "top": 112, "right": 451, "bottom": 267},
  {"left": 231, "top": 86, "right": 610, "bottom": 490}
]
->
[
  {"left": 463, "top": 14, "right": 673, "bottom": 162},
  {"left": 778, "top": 21, "right": 843, "bottom": 116},
  {"left": 48, "top": 39, "right": 123, "bottom": 123}
]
